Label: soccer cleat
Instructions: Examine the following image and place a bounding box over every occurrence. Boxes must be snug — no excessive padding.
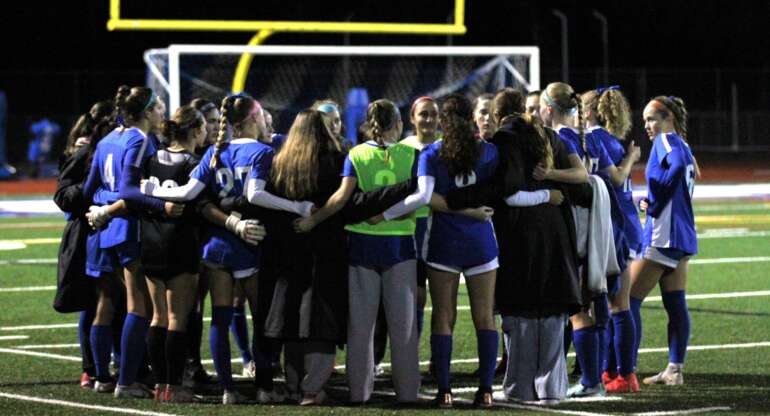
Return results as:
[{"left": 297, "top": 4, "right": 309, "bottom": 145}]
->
[
  {"left": 601, "top": 371, "right": 617, "bottom": 385},
  {"left": 80, "top": 373, "right": 94, "bottom": 390},
  {"left": 114, "top": 382, "right": 153, "bottom": 399},
  {"left": 154, "top": 383, "right": 168, "bottom": 402},
  {"left": 299, "top": 390, "right": 327, "bottom": 406},
  {"left": 566, "top": 382, "right": 606, "bottom": 398},
  {"left": 223, "top": 389, "right": 248, "bottom": 405},
  {"left": 183, "top": 362, "right": 215, "bottom": 388},
  {"left": 433, "top": 389, "right": 453, "bottom": 408},
  {"left": 473, "top": 388, "right": 493, "bottom": 408},
  {"left": 256, "top": 388, "right": 285, "bottom": 404},
  {"left": 164, "top": 384, "right": 200, "bottom": 403},
  {"left": 374, "top": 364, "right": 385, "bottom": 377},
  {"left": 605, "top": 374, "right": 641, "bottom": 393},
  {"left": 643, "top": 364, "right": 683, "bottom": 386},
  {"left": 241, "top": 360, "right": 256, "bottom": 378},
  {"left": 94, "top": 380, "right": 116, "bottom": 393}
]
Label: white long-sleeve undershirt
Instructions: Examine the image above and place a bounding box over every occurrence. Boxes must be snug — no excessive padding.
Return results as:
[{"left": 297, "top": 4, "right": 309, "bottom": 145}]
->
[
  {"left": 505, "top": 190, "right": 550, "bottom": 206},
  {"left": 246, "top": 178, "right": 314, "bottom": 217},
  {"left": 146, "top": 178, "right": 206, "bottom": 202},
  {"left": 382, "top": 176, "right": 435, "bottom": 221}
]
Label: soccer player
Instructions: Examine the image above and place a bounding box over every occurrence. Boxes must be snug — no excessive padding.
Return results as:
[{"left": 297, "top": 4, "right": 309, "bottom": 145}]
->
[
  {"left": 142, "top": 93, "right": 314, "bottom": 404},
  {"left": 473, "top": 93, "right": 496, "bottom": 140},
  {"left": 525, "top": 90, "right": 541, "bottom": 121},
  {"left": 582, "top": 87, "right": 643, "bottom": 393},
  {"left": 82, "top": 86, "right": 183, "bottom": 399},
  {"left": 631, "top": 96, "right": 697, "bottom": 386},
  {"left": 376, "top": 94, "right": 499, "bottom": 407}
]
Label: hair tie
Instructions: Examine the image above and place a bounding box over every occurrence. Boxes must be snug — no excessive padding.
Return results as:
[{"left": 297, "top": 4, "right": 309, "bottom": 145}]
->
[
  {"left": 596, "top": 85, "right": 620, "bottom": 94},
  {"left": 199, "top": 102, "right": 217, "bottom": 113},
  {"left": 317, "top": 103, "right": 339, "bottom": 114},
  {"left": 115, "top": 115, "right": 125, "bottom": 126},
  {"left": 410, "top": 96, "right": 434, "bottom": 116},
  {"left": 542, "top": 91, "right": 561, "bottom": 111}
]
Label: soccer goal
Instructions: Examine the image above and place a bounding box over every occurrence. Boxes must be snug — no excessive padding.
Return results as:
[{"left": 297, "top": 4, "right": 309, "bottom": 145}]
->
[{"left": 144, "top": 45, "right": 540, "bottom": 134}]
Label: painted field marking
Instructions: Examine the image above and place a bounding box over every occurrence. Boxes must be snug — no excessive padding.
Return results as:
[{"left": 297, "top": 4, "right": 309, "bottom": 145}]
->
[
  {"left": 690, "top": 256, "right": 770, "bottom": 265},
  {"left": 0, "top": 391, "right": 179, "bottom": 416},
  {"left": 631, "top": 407, "right": 732, "bottom": 416},
  {"left": 698, "top": 229, "right": 770, "bottom": 239},
  {"left": 0, "top": 222, "right": 64, "bottom": 229},
  {"left": 15, "top": 343, "right": 80, "bottom": 349},
  {"left": 695, "top": 214, "right": 770, "bottom": 225},
  {"left": 0, "top": 258, "right": 57, "bottom": 266},
  {"left": 0, "top": 347, "right": 81, "bottom": 362},
  {"left": 0, "top": 238, "right": 60, "bottom": 245},
  {"left": 0, "top": 285, "right": 56, "bottom": 292},
  {"left": 695, "top": 204, "right": 770, "bottom": 212},
  {"left": 1, "top": 323, "right": 78, "bottom": 331},
  {"left": 0, "top": 335, "right": 28, "bottom": 341}
]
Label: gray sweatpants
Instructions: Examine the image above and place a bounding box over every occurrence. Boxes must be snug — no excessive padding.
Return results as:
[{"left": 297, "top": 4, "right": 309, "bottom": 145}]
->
[
  {"left": 501, "top": 314, "right": 569, "bottom": 402},
  {"left": 284, "top": 340, "right": 336, "bottom": 396},
  {"left": 346, "top": 260, "right": 420, "bottom": 402}
]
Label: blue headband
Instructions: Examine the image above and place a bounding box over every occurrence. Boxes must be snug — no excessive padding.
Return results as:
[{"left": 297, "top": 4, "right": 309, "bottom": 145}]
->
[
  {"left": 596, "top": 85, "right": 620, "bottom": 94},
  {"left": 317, "top": 103, "right": 339, "bottom": 114}
]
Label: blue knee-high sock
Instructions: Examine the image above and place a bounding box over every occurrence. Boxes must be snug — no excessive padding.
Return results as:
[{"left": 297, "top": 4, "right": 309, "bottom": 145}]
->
[
  {"left": 118, "top": 313, "right": 149, "bottom": 386},
  {"left": 596, "top": 326, "right": 609, "bottom": 378},
  {"left": 629, "top": 297, "right": 643, "bottom": 370},
  {"left": 603, "top": 325, "right": 616, "bottom": 374},
  {"left": 476, "top": 330, "right": 498, "bottom": 390},
  {"left": 79, "top": 309, "right": 95, "bottom": 375},
  {"left": 573, "top": 327, "right": 600, "bottom": 388},
  {"left": 229, "top": 305, "right": 253, "bottom": 364},
  {"left": 612, "top": 311, "right": 636, "bottom": 376},
  {"left": 211, "top": 306, "right": 235, "bottom": 391},
  {"left": 90, "top": 325, "right": 113, "bottom": 382},
  {"left": 430, "top": 335, "right": 452, "bottom": 391},
  {"left": 662, "top": 291, "right": 690, "bottom": 364}
]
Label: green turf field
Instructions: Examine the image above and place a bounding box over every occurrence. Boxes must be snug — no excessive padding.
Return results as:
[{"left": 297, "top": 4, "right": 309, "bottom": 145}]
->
[{"left": 0, "top": 200, "right": 769, "bottom": 415}]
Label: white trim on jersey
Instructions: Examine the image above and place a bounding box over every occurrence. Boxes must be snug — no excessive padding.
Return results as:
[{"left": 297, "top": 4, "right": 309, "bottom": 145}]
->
[
  {"left": 427, "top": 257, "right": 499, "bottom": 276},
  {"left": 230, "top": 138, "right": 258, "bottom": 145},
  {"left": 660, "top": 133, "right": 673, "bottom": 154},
  {"left": 651, "top": 199, "right": 673, "bottom": 248}
]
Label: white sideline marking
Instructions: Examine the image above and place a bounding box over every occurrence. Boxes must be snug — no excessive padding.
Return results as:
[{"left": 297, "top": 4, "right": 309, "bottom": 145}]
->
[
  {"left": 0, "top": 258, "right": 56, "bottom": 266},
  {"left": 0, "top": 335, "right": 28, "bottom": 341},
  {"left": 1, "top": 323, "right": 77, "bottom": 331},
  {"left": 0, "top": 347, "right": 80, "bottom": 362},
  {"left": 15, "top": 343, "right": 80, "bottom": 349},
  {"left": 646, "top": 290, "right": 770, "bottom": 302},
  {"left": 0, "top": 222, "right": 64, "bottom": 229},
  {"left": 0, "top": 285, "right": 56, "bottom": 292},
  {"left": 0, "top": 391, "right": 180, "bottom": 416},
  {"left": 690, "top": 256, "right": 770, "bottom": 265},
  {"left": 632, "top": 406, "right": 732, "bottom": 416}
]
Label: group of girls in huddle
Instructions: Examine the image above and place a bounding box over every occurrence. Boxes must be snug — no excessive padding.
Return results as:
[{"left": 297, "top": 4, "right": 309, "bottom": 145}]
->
[{"left": 55, "top": 79, "right": 697, "bottom": 407}]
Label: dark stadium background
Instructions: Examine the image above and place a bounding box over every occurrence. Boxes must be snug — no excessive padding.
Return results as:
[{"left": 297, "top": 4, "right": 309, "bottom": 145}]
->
[{"left": 0, "top": 0, "right": 767, "bottom": 167}]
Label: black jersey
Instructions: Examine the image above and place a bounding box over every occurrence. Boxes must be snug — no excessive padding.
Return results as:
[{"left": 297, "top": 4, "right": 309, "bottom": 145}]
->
[{"left": 140, "top": 148, "right": 202, "bottom": 278}]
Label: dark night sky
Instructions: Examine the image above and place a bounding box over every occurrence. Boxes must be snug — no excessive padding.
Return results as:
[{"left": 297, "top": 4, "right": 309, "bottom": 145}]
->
[{"left": 0, "top": 0, "right": 768, "bottom": 157}]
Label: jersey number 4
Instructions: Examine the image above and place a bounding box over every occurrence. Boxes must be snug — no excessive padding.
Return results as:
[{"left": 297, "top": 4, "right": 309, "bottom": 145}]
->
[{"left": 103, "top": 153, "right": 116, "bottom": 192}]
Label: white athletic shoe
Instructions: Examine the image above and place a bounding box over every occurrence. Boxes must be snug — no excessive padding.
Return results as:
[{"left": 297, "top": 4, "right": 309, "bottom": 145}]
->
[
  {"left": 374, "top": 364, "right": 385, "bottom": 377},
  {"left": 256, "top": 388, "right": 285, "bottom": 404},
  {"left": 94, "top": 380, "right": 116, "bottom": 393},
  {"left": 566, "top": 382, "right": 606, "bottom": 398},
  {"left": 114, "top": 382, "right": 153, "bottom": 399},
  {"left": 223, "top": 389, "right": 248, "bottom": 405},
  {"left": 241, "top": 360, "right": 256, "bottom": 378},
  {"left": 643, "top": 363, "right": 684, "bottom": 385}
]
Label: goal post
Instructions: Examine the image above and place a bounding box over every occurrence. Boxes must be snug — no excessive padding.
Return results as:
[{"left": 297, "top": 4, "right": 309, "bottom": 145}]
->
[{"left": 144, "top": 44, "right": 540, "bottom": 134}]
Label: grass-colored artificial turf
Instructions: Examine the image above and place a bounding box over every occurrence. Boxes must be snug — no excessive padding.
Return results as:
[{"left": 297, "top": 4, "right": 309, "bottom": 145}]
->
[{"left": 0, "top": 199, "right": 769, "bottom": 415}]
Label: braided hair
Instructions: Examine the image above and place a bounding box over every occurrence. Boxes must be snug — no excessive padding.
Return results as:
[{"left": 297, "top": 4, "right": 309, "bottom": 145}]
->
[
  {"left": 544, "top": 82, "right": 586, "bottom": 157},
  {"left": 210, "top": 94, "right": 259, "bottom": 169},
  {"left": 365, "top": 99, "right": 401, "bottom": 161},
  {"left": 652, "top": 95, "right": 688, "bottom": 141}
]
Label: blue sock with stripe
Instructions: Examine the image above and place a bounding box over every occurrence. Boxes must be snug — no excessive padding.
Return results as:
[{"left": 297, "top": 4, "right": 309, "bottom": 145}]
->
[
  {"left": 662, "top": 291, "right": 690, "bottom": 364},
  {"left": 612, "top": 310, "right": 636, "bottom": 376},
  {"left": 117, "top": 313, "right": 149, "bottom": 386},
  {"left": 90, "top": 325, "right": 113, "bottom": 382},
  {"left": 476, "top": 330, "right": 498, "bottom": 390},
  {"left": 230, "top": 305, "right": 253, "bottom": 364},
  {"left": 211, "top": 306, "right": 235, "bottom": 391},
  {"left": 430, "top": 334, "right": 452, "bottom": 391},
  {"left": 629, "top": 297, "right": 643, "bottom": 370},
  {"left": 573, "top": 327, "right": 600, "bottom": 388},
  {"left": 603, "top": 324, "right": 616, "bottom": 374}
]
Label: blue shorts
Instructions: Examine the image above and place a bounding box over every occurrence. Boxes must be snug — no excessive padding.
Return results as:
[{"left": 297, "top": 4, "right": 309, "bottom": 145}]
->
[
  {"left": 644, "top": 246, "right": 687, "bottom": 269},
  {"left": 85, "top": 232, "right": 141, "bottom": 277},
  {"left": 200, "top": 228, "right": 260, "bottom": 279}
]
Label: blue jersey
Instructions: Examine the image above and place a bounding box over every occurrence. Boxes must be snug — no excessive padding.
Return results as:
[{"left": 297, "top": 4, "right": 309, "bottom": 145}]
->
[
  {"left": 558, "top": 127, "right": 612, "bottom": 175},
  {"left": 590, "top": 126, "right": 643, "bottom": 255},
  {"left": 190, "top": 138, "right": 274, "bottom": 269},
  {"left": 419, "top": 140, "right": 499, "bottom": 268},
  {"left": 642, "top": 132, "right": 697, "bottom": 255},
  {"left": 84, "top": 127, "right": 162, "bottom": 248}
]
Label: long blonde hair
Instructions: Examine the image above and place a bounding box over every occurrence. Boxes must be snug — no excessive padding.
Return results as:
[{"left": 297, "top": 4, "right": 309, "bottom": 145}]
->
[
  {"left": 582, "top": 88, "right": 632, "bottom": 139},
  {"left": 271, "top": 110, "right": 342, "bottom": 199}
]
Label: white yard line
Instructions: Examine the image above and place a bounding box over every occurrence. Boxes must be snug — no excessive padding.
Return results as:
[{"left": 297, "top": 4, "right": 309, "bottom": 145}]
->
[
  {"left": 0, "top": 222, "right": 64, "bottom": 229},
  {"left": 0, "top": 347, "right": 81, "bottom": 362},
  {"left": 631, "top": 406, "right": 732, "bottom": 416},
  {"left": 0, "top": 335, "right": 28, "bottom": 341},
  {"left": 690, "top": 256, "right": 770, "bottom": 265},
  {"left": 645, "top": 290, "right": 770, "bottom": 302},
  {"left": 0, "top": 258, "right": 57, "bottom": 266},
  {"left": 0, "top": 285, "right": 56, "bottom": 292},
  {"left": 15, "top": 343, "right": 80, "bottom": 349},
  {"left": 1, "top": 323, "right": 77, "bottom": 331},
  {"left": 0, "top": 391, "right": 180, "bottom": 416}
]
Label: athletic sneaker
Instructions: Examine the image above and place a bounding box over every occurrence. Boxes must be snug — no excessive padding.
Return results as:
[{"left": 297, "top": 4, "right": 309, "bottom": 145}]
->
[
  {"left": 223, "top": 389, "right": 248, "bottom": 405},
  {"left": 94, "top": 380, "right": 116, "bottom": 393},
  {"left": 242, "top": 360, "right": 256, "bottom": 378},
  {"left": 256, "top": 388, "right": 285, "bottom": 404},
  {"left": 601, "top": 371, "right": 617, "bottom": 384},
  {"left": 566, "top": 382, "right": 606, "bottom": 398},
  {"left": 80, "top": 373, "right": 94, "bottom": 389},
  {"left": 433, "top": 389, "right": 453, "bottom": 408},
  {"left": 606, "top": 373, "right": 641, "bottom": 393},
  {"left": 114, "top": 382, "right": 153, "bottom": 399},
  {"left": 164, "top": 384, "right": 200, "bottom": 403},
  {"left": 473, "top": 388, "right": 493, "bottom": 408},
  {"left": 643, "top": 363, "right": 683, "bottom": 385},
  {"left": 183, "top": 362, "right": 215, "bottom": 388},
  {"left": 300, "top": 390, "right": 327, "bottom": 406},
  {"left": 154, "top": 383, "right": 168, "bottom": 402},
  {"left": 374, "top": 364, "right": 385, "bottom": 377}
]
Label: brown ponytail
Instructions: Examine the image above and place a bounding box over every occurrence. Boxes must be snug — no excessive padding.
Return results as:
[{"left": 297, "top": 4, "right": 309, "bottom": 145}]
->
[
  {"left": 365, "top": 99, "right": 400, "bottom": 161},
  {"left": 210, "top": 97, "right": 231, "bottom": 169},
  {"left": 438, "top": 94, "right": 478, "bottom": 176}
]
